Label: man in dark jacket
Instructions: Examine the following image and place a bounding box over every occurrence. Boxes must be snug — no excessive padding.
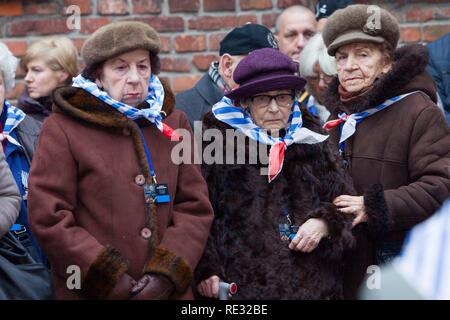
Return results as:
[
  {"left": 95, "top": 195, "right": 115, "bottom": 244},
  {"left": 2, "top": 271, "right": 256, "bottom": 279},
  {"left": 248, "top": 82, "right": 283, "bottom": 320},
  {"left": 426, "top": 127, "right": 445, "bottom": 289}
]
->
[
  {"left": 175, "top": 23, "right": 278, "bottom": 129},
  {"left": 427, "top": 33, "right": 450, "bottom": 124}
]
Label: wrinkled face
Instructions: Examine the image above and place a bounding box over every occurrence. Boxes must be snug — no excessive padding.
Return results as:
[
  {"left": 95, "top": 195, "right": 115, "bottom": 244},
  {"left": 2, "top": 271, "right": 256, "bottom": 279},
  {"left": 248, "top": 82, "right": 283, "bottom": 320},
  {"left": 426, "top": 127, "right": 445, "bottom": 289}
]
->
[
  {"left": 241, "top": 89, "right": 294, "bottom": 130},
  {"left": 276, "top": 11, "right": 317, "bottom": 63},
  {"left": 335, "top": 42, "right": 391, "bottom": 93},
  {"left": 97, "top": 49, "right": 151, "bottom": 107},
  {"left": 25, "top": 58, "right": 69, "bottom": 99},
  {"left": 306, "top": 62, "right": 334, "bottom": 105},
  {"left": 0, "top": 73, "right": 5, "bottom": 114}
]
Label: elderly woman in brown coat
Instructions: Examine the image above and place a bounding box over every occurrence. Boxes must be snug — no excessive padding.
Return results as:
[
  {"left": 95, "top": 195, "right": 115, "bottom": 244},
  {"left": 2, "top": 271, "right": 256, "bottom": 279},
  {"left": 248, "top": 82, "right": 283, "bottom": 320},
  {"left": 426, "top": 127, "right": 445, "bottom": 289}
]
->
[
  {"left": 28, "top": 21, "right": 213, "bottom": 300},
  {"left": 321, "top": 4, "right": 450, "bottom": 298}
]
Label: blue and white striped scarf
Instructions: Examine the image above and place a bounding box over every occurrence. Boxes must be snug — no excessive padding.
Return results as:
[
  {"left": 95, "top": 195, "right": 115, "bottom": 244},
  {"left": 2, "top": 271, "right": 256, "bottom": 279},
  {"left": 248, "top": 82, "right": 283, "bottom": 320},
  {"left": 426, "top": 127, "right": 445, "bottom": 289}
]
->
[
  {"left": 323, "top": 91, "right": 420, "bottom": 154},
  {"left": 212, "top": 96, "right": 329, "bottom": 182},
  {"left": 72, "top": 73, "right": 178, "bottom": 140},
  {"left": 0, "top": 100, "right": 25, "bottom": 148}
]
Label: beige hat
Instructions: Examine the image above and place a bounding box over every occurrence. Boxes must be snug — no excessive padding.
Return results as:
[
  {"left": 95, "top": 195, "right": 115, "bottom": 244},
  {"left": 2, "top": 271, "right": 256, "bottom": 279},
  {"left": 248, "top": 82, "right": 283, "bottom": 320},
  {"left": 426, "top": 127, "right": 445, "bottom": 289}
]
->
[
  {"left": 322, "top": 4, "right": 399, "bottom": 56},
  {"left": 81, "top": 21, "right": 160, "bottom": 67}
]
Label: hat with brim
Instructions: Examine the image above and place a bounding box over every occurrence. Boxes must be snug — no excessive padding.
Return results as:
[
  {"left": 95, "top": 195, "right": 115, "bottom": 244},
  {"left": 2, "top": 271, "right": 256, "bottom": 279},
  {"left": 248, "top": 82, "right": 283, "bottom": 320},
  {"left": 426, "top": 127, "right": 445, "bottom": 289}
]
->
[
  {"left": 224, "top": 47, "right": 306, "bottom": 101},
  {"left": 327, "top": 31, "right": 386, "bottom": 56},
  {"left": 225, "top": 74, "right": 305, "bottom": 100}
]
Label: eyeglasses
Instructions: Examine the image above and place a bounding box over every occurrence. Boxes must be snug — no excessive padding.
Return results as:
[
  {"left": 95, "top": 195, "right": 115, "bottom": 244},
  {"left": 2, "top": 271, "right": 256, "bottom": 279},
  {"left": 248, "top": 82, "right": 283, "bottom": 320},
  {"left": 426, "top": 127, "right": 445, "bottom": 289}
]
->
[
  {"left": 248, "top": 94, "right": 295, "bottom": 109},
  {"left": 307, "top": 73, "right": 334, "bottom": 85}
]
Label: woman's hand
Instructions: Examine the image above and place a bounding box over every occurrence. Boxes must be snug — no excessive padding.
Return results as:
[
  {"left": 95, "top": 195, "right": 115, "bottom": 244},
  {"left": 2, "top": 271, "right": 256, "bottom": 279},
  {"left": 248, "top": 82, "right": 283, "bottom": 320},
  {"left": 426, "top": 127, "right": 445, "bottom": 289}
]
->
[
  {"left": 289, "top": 218, "right": 329, "bottom": 253},
  {"left": 197, "top": 275, "right": 220, "bottom": 298},
  {"left": 333, "top": 195, "right": 368, "bottom": 227}
]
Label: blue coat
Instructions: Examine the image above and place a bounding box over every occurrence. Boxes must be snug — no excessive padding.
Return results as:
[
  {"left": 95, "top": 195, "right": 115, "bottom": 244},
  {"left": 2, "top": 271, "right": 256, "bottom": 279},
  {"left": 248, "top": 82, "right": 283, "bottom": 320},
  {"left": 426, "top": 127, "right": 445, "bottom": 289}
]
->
[
  {"left": 1, "top": 105, "right": 44, "bottom": 263},
  {"left": 426, "top": 33, "right": 450, "bottom": 123}
]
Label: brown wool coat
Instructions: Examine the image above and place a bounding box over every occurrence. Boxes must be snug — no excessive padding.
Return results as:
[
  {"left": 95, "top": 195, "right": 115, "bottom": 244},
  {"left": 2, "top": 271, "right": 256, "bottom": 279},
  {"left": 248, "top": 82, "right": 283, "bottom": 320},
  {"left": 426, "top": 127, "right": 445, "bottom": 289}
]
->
[
  {"left": 325, "top": 44, "right": 450, "bottom": 299},
  {"left": 27, "top": 82, "right": 214, "bottom": 299}
]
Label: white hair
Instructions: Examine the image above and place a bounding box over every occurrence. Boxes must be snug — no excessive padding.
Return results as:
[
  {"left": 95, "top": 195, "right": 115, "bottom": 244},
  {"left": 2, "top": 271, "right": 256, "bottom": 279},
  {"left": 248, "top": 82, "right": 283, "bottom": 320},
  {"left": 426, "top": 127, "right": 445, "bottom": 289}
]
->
[
  {"left": 299, "top": 33, "right": 337, "bottom": 77},
  {"left": 0, "top": 42, "right": 18, "bottom": 92}
]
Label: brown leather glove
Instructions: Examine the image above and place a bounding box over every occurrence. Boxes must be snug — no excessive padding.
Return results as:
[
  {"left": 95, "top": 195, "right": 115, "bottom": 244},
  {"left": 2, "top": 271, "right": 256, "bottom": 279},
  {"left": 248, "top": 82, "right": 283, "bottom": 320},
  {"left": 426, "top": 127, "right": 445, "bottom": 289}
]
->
[
  {"left": 130, "top": 274, "right": 175, "bottom": 300},
  {"left": 105, "top": 273, "right": 136, "bottom": 300}
]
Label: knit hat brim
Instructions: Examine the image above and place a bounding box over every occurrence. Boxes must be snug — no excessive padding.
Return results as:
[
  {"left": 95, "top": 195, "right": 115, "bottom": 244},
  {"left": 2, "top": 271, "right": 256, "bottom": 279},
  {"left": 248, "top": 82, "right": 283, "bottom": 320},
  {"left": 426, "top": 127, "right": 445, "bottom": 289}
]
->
[
  {"left": 327, "top": 31, "right": 385, "bottom": 56},
  {"left": 225, "top": 75, "right": 306, "bottom": 101}
]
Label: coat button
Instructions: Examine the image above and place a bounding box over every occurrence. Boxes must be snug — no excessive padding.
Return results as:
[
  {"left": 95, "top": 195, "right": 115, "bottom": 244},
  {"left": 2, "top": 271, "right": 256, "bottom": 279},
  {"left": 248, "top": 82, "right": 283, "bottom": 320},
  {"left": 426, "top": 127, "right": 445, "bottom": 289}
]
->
[
  {"left": 140, "top": 227, "right": 152, "bottom": 239},
  {"left": 135, "top": 174, "right": 145, "bottom": 186}
]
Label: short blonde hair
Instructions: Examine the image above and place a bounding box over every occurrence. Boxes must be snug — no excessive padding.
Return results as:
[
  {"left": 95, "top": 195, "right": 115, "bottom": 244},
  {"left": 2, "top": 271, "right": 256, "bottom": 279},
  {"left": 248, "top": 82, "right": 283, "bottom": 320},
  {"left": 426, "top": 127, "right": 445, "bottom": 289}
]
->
[
  {"left": 22, "top": 36, "right": 79, "bottom": 83},
  {"left": 299, "top": 33, "right": 337, "bottom": 77}
]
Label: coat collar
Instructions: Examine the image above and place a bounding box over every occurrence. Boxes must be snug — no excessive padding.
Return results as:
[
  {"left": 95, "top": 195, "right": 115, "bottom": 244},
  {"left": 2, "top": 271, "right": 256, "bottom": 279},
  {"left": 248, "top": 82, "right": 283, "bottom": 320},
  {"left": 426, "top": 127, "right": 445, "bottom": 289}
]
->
[
  {"left": 196, "top": 74, "right": 224, "bottom": 107},
  {"left": 325, "top": 44, "right": 437, "bottom": 115},
  {"left": 51, "top": 79, "right": 176, "bottom": 130}
]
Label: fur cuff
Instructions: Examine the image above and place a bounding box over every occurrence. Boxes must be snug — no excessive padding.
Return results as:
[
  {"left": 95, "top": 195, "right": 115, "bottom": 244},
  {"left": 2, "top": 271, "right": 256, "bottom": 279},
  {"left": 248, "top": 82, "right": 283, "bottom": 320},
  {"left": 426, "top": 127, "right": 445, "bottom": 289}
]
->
[
  {"left": 144, "top": 246, "right": 193, "bottom": 296},
  {"left": 304, "top": 203, "right": 355, "bottom": 261},
  {"left": 364, "top": 184, "right": 391, "bottom": 240},
  {"left": 81, "top": 246, "right": 129, "bottom": 299}
]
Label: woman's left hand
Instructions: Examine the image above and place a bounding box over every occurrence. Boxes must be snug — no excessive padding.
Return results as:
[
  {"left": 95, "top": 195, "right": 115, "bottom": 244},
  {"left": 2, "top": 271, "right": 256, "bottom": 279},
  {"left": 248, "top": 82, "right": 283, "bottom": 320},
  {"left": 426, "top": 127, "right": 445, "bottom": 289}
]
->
[
  {"left": 289, "top": 218, "right": 329, "bottom": 253},
  {"left": 333, "top": 195, "right": 368, "bottom": 227}
]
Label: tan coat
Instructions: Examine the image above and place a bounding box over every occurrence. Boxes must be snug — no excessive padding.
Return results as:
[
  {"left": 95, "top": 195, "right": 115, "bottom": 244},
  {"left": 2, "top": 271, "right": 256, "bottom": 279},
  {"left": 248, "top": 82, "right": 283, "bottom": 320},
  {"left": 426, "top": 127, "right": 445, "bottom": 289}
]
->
[{"left": 0, "top": 147, "right": 20, "bottom": 238}]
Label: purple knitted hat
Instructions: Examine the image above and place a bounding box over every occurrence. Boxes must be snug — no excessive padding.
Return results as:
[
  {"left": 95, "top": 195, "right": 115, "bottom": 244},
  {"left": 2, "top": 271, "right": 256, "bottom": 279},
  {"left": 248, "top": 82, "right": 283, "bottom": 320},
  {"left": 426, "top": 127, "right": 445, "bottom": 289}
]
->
[{"left": 225, "top": 48, "right": 306, "bottom": 100}]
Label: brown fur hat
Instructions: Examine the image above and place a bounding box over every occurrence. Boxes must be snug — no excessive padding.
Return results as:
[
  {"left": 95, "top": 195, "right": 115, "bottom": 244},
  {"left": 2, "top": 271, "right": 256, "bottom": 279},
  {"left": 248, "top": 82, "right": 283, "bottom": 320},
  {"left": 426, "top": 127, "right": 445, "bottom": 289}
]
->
[
  {"left": 81, "top": 21, "right": 160, "bottom": 67},
  {"left": 322, "top": 4, "right": 399, "bottom": 56}
]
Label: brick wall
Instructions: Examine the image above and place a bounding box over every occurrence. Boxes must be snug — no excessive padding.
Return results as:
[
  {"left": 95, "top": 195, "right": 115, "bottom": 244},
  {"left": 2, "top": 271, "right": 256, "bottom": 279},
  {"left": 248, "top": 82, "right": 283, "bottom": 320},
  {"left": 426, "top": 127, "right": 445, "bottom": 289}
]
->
[{"left": 0, "top": 0, "right": 449, "bottom": 100}]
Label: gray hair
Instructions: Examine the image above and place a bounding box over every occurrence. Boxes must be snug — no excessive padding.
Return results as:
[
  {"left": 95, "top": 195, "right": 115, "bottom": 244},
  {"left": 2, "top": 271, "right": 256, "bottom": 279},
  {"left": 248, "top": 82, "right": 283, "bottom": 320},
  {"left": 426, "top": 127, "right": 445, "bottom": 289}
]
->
[
  {"left": 0, "top": 42, "right": 18, "bottom": 92},
  {"left": 299, "top": 33, "right": 337, "bottom": 77}
]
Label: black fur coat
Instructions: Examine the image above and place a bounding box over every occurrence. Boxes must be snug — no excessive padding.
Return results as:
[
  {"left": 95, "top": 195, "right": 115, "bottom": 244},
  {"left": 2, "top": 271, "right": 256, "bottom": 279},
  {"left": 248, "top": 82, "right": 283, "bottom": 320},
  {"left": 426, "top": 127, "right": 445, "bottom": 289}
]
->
[{"left": 194, "top": 111, "right": 355, "bottom": 299}]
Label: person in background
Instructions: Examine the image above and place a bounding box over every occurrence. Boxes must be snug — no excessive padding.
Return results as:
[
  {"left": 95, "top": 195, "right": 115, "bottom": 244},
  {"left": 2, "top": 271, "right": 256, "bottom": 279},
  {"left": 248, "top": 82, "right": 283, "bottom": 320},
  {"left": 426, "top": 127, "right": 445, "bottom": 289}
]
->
[
  {"left": 299, "top": 33, "right": 336, "bottom": 123},
  {"left": 426, "top": 33, "right": 450, "bottom": 124},
  {"left": 275, "top": 5, "right": 317, "bottom": 63},
  {"left": 0, "top": 41, "right": 43, "bottom": 262},
  {"left": 18, "top": 36, "right": 79, "bottom": 123},
  {"left": 315, "top": 0, "right": 353, "bottom": 32},
  {"left": 0, "top": 147, "right": 20, "bottom": 239},
  {"left": 322, "top": 4, "right": 450, "bottom": 299},
  {"left": 176, "top": 23, "right": 278, "bottom": 129},
  {"left": 28, "top": 21, "right": 213, "bottom": 300}
]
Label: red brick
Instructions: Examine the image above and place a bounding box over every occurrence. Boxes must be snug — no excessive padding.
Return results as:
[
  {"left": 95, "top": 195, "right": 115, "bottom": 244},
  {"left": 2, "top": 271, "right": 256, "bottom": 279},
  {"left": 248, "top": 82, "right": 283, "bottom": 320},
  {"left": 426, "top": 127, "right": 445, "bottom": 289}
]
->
[
  {"left": 208, "top": 33, "right": 227, "bottom": 51},
  {"left": 160, "top": 57, "right": 191, "bottom": 72},
  {"left": 132, "top": 17, "right": 185, "bottom": 33},
  {"left": 175, "top": 35, "right": 206, "bottom": 52},
  {"left": 98, "top": 0, "right": 129, "bottom": 15},
  {"left": 132, "top": 0, "right": 162, "bottom": 14},
  {"left": 3, "top": 40, "right": 27, "bottom": 56},
  {"left": 0, "top": 1, "right": 23, "bottom": 16},
  {"left": 240, "top": 0, "right": 272, "bottom": 10},
  {"left": 71, "top": 38, "right": 86, "bottom": 53},
  {"left": 262, "top": 13, "right": 278, "bottom": 28},
  {"left": 63, "top": 0, "right": 92, "bottom": 15},
  {"left": 189, "top": 15, "right": 257, "bottom": 31},
  {"left": 423, "top": 24, "right": 450, "bottom": 42},
  {"left": 6, "top": 82, "right": 25, "bottom": 101},
  {"left": 193, "top": 54, "right": 218, "bottom": 71},
  {"left": 8, "top": 19, "right": 70, "bottom": 36},
  {"left": 434, "top": 8, "right": 450, "bottom": 20},
  {"left": 80, "top": 18, "right": 112, "bottom": 34},
  {"left": 204, "top": 0, "right": 235, "bottom": 12},
  {"left": 172, "top": 75, "right": 202, "bottom": 93},
  {"left": 405, "top": 7, "right": 433, "bottom": 22},
  {"left": 160, "top": 36, "right": 171, "bottom": 53},
  {"left": 277, "top": 0, "right": 308, "bottom": 9},
  {"left": 400, "top": 27, "right": 421, "bottom": 43},
  {"left": 169, "top": 0, "right": 199, "bottom": 13},
  {"left": 24, "top": 1, "right": 58, "bottom": 15}
]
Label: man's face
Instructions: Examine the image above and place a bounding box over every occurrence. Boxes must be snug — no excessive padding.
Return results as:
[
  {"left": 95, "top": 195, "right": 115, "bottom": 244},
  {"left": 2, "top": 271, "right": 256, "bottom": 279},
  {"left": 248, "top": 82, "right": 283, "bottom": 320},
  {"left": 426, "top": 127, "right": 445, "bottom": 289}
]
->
[{"left": 276, "top": 11, "right": 317, "bottom": 62}]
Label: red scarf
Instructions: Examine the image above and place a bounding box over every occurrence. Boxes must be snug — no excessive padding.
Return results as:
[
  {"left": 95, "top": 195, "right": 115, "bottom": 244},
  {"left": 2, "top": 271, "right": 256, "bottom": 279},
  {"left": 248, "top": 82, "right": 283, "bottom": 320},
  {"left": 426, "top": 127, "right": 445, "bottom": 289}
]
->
[{"left": 338, "top": 84, "right": 374, "bottom": 103}]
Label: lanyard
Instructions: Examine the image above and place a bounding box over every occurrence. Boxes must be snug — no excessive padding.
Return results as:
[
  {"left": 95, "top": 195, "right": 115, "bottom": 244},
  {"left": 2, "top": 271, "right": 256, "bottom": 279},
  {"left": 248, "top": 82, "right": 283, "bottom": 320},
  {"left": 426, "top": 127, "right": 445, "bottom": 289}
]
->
[{"left": 135, "top": 125, "right": 157, "bottom": 184}]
